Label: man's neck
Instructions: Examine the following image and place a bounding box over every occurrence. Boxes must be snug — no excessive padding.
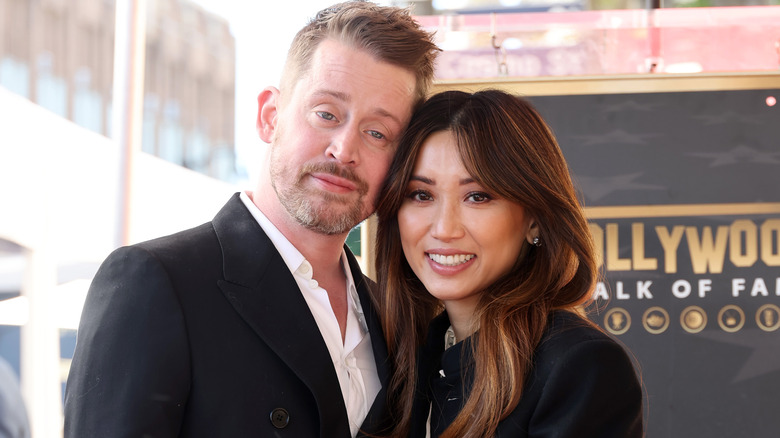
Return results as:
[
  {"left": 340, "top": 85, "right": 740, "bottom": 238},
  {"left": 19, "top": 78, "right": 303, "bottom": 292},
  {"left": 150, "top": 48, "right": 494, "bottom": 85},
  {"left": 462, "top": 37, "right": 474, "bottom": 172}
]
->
[
  {"left": 247, "top": 189, "right": 352, "bottom": 339},
  {"left": 247, "top": 189, "right": 347, "bottom": 275}
]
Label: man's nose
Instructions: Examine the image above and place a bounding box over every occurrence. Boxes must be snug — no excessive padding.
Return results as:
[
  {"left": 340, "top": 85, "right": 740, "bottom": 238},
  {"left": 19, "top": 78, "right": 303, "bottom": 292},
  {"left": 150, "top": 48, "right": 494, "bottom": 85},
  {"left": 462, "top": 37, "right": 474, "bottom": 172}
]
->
[{"left": 326, "top": 126, "right": 361, "bottom": 165}]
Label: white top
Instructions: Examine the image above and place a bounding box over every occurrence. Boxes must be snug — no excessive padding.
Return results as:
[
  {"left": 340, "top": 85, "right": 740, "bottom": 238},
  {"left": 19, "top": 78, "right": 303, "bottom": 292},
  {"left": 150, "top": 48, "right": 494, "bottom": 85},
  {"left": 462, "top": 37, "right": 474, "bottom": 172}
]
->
[{"left": 239, "top": 191, "right": 380, "bottom": 437}]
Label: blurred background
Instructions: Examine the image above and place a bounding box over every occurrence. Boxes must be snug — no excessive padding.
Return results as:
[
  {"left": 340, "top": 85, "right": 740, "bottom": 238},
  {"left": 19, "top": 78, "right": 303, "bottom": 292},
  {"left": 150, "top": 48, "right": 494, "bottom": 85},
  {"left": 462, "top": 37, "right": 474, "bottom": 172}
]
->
[{"left": 1, "top": 0, "right": 779, "bottom": 436}]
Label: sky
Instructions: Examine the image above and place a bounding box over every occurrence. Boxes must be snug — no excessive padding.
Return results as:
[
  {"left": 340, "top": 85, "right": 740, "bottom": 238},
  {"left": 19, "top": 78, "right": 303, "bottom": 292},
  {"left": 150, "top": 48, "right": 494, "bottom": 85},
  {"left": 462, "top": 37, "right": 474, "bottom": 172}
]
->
[{"left": 189, "top": 1, "right": 394, "bottom": 186}]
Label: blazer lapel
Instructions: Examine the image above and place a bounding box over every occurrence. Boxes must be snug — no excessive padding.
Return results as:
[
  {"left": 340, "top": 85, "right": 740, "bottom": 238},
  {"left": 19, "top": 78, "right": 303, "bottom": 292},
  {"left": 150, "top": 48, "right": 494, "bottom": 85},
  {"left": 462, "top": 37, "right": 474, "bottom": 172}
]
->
[{"left": 211, "top": 194, "right": 351, "bottom": 438}]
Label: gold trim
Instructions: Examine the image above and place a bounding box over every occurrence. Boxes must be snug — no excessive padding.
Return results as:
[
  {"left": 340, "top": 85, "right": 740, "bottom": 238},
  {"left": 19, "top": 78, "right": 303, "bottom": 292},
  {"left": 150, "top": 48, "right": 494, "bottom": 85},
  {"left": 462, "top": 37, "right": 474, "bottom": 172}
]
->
[
  {"left": 756, "top": 304, "right": 780, "bottom": 332},
  {"left": 717, "top": 304, "right": 745, "bottom": 333},
  {"left": 642, "top": 306, "right": 670, "bottom": 334},
  {"left": 584, "top": 203, "right": 780, "bottom": 219},
  {"left": 604, "top": 307, "right": 631, "bottom": 335},
  {"left": 680, "top": 306, "right": 708, "bottom": 334},
  {"left": 432, "top": 72, "right": 780, "bottom": 96}
]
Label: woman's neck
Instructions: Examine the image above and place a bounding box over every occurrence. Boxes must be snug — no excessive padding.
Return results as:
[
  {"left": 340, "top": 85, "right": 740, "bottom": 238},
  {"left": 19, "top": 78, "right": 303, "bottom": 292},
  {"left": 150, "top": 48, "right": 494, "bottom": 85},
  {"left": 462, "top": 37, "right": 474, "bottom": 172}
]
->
[{"left": 445, "top": 301, "right": 479, "bottom": 342}]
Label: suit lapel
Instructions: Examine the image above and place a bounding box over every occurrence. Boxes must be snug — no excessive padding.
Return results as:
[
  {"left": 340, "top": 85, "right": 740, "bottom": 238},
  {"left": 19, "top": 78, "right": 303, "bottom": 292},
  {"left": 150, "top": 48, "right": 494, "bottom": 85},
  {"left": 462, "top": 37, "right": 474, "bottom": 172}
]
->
[{"left": 211, "top": 194, "right": 351, "bottom": 437}]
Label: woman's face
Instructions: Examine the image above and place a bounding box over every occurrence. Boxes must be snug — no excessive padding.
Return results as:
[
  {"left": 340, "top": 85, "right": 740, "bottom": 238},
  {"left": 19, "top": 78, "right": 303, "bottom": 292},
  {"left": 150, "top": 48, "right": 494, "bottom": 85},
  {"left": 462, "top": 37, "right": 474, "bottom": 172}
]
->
[{"left": 398, "top": 130, "right": 535, "bottom": 320}]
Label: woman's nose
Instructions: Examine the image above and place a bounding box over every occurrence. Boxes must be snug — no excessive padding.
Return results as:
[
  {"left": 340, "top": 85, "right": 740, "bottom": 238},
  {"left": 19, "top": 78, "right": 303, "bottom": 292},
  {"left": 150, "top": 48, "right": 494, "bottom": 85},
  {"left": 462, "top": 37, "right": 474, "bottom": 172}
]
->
[{"left": 429, "top": 202, "right": 464, "bottom": 241}]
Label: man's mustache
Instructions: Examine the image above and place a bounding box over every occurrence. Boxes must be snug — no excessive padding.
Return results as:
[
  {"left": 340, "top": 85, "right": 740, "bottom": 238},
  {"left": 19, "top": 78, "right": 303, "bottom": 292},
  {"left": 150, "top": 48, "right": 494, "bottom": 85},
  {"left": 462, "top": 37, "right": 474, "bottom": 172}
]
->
[{"left": 301, "top": 162, "right": 369, "bottom": 195}]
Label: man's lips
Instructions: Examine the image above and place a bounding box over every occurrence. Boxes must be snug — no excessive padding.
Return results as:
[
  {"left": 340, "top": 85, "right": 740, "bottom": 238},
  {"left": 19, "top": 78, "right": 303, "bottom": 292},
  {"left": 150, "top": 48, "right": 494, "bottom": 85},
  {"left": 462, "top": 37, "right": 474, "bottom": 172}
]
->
[{"left": 310, "top": 172, "right": 358, "bottom": 192}]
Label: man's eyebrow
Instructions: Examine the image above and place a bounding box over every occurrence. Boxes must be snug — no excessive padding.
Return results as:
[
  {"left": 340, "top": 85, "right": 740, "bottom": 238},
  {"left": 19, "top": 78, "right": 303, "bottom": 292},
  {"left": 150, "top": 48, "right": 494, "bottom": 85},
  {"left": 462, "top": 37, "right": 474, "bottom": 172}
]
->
[
  {"left": 375, "top": 108, "right": 403, "bottom": 128},
  {"left": 313, "top": 90, "right": 404, "bottom": 127},
  {"left": 313, "top": 90, "right": 349, "bottom": 102}
]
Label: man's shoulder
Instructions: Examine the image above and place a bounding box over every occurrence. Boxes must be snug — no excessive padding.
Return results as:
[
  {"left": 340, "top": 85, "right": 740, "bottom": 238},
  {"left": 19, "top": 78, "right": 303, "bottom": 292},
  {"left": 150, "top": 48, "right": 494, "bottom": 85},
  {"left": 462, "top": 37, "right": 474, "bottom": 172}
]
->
[
  {"left": 135, "top": 221, "right": 217, "bottom": 253},
  {"left": 97, "top": 222, "right": 220, "bottom": 276},
  {"left": 130, "top": 193, "right": 246, "bottom": 255}
]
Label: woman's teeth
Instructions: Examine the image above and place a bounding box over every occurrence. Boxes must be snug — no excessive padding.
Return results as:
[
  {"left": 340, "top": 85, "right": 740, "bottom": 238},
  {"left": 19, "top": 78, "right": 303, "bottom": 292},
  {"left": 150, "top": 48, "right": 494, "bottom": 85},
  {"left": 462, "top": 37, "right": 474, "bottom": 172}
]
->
[{"left": 428, "top": 253, "right": 474, "bottom": 266}]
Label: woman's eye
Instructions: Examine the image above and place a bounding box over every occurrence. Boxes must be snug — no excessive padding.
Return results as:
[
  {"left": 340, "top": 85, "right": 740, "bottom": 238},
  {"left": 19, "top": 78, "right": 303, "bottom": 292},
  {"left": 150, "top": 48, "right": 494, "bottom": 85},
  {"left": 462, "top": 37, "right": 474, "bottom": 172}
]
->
[
  {"left": 468, "top": 192, "right": 491, "bottom": 203},
  {"left": 408, "top": 189, "right": 432, "bottom": 202}
]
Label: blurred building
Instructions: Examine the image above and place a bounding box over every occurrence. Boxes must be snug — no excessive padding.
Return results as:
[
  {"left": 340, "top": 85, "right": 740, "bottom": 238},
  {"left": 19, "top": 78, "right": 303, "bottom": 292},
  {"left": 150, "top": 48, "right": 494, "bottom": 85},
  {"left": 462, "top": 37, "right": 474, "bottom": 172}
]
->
[
  {"left": 399, "top": 0, "right": 779, "bottom": 13},
  {"left": 0, "top": 0, "right": 237, "bottom": 182},
  {"left": 1, "top": 2, "right": 237, "bottom": 432}
]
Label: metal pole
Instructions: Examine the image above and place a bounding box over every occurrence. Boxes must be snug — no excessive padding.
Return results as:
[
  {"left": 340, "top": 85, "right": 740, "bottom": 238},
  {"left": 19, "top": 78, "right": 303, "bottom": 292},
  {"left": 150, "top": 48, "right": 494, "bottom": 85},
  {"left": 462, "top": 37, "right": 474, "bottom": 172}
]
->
[
  {"left": 112, "top": 0, "right": 147, "bottom": 247},
  {"left": 21, "top": 245, "right": 60, "bottom": 438},
  {"left": 647, "top": 0, "right": 662, "bottom": 73}
]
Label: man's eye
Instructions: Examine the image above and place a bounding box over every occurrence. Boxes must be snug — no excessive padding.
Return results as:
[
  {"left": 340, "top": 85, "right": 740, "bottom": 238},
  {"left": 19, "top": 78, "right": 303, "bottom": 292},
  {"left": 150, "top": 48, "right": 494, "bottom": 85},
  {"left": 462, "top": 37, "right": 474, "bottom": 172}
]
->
[
  {"left": 316, "top": 111, "right": 336, "bottom": 121},
  {"left": 367, "top": 130, "right": 385, "bottom": 140}
]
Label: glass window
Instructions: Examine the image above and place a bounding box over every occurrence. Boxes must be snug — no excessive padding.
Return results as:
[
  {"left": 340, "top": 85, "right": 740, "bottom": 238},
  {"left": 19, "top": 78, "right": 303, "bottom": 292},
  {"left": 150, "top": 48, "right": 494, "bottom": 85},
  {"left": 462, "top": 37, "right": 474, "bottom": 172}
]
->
[
  {"left": 36, "top": 53, "right": 67, "bottom": 117},
  {"left": 185, "top": 129, "right": 210, "bottom": 173},
  {"left": 142, "top": 94, "right": 160, "bottom": 154},
  {"left": 159, "top": 122, "right": 184, "bottom": 165},
  {"left": 0, "top": 57, "right": 30, "bottom": 98},
  {"left": 73, "top": 68, "right": 103, "bottom": 133},
  {"left": 210, "top": 146, "right": 236, "bottom": 182},
  {"left": 159, "top": 100, "right": 183, "bottom": 164}
]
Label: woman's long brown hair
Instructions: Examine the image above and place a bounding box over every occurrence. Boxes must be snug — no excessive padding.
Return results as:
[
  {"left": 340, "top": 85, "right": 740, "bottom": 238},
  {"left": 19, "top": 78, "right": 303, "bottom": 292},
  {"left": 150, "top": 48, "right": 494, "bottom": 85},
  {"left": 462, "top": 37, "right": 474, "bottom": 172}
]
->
[{"left": 374, "top": 90, "right": 598, "bottom": 438}]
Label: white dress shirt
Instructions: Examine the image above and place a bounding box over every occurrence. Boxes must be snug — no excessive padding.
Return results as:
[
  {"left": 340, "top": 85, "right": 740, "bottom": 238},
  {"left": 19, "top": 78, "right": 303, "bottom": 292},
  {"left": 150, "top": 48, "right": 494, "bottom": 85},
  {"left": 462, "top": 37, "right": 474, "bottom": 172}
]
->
[{"left": 239, "top": 192, "right": 380, "bottom": 437}]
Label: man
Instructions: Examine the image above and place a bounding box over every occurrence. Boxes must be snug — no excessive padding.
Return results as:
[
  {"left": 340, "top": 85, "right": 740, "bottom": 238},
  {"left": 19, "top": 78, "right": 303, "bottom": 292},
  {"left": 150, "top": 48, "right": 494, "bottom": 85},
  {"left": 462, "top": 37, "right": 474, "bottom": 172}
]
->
[{"left": 63, "top": 2, "right": 439, "bottom": 437}]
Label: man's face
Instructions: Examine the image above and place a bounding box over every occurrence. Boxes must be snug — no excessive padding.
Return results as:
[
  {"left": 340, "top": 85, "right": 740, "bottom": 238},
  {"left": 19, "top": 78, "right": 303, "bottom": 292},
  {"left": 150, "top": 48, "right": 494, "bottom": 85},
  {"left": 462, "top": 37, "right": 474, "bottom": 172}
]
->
[{"left": 268, "top": 39, "right": 417, "bottom": 235}]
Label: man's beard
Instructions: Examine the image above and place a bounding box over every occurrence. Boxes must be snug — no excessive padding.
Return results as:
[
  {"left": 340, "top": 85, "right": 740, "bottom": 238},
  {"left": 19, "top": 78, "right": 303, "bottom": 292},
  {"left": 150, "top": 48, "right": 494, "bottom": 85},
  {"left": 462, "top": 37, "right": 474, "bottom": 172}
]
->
[{"left": 270, "top": 153, "right": 370, "bottom": 235}]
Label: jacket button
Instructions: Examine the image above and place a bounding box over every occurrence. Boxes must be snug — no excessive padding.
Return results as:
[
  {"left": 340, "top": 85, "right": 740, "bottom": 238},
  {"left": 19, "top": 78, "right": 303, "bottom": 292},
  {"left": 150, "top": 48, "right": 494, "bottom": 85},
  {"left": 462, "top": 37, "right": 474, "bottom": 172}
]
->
[{"left": 270, "top": 408, "right": 290, "bottom": 429}]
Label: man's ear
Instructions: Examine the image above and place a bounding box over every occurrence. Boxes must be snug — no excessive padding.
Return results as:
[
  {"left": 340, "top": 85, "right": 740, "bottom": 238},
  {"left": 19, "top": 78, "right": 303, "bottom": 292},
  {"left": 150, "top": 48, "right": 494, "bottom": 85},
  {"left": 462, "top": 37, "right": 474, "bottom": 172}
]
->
[{"left": 256, "top": 87, "right": 280, "bottom": 144}]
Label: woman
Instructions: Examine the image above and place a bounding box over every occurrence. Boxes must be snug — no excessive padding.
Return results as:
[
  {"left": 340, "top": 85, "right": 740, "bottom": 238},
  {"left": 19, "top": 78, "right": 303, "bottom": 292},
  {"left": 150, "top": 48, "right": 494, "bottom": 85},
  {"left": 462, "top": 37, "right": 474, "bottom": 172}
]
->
[{"left": 374, "top": 90, "right": 643, "bottom": 437}]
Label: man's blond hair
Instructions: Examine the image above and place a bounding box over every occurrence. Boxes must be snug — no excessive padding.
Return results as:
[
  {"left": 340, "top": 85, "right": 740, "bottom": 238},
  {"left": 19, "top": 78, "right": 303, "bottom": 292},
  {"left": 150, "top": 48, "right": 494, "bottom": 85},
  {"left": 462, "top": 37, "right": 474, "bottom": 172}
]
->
[{"left": 281, "top": 1, "right": 440, "bottom": 108}]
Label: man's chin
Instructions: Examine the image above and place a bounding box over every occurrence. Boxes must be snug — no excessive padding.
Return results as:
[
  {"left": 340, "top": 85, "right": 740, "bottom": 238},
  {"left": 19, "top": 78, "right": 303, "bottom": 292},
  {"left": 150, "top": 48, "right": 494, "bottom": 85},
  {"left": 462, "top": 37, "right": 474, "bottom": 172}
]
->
[
  {"left": 301, "top": 219, "right": 356, "bottom": 236},
  {"left": 293, "top": 205, "right": 366, "bottom": 235}
]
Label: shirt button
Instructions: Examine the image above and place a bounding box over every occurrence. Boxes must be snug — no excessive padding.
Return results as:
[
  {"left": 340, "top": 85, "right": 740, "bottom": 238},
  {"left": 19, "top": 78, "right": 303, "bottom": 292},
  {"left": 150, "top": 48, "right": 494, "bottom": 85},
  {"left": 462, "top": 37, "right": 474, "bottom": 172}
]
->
[
  {"left": 270, "top": 408, "right": 290, "bottom": 429},
  {"left": 309, "top": 279, "right": 319, "bottom": 289}
]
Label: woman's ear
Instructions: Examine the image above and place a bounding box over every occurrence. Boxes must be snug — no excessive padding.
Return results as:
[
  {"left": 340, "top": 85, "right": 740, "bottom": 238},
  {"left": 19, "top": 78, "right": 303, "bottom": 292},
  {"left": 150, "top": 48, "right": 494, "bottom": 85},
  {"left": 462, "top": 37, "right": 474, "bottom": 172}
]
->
[
  {"left": 256, "top": 86, "right": 280, "bottom": 144},
  {"left": 526, "top": 220, "right": 540, "bottom": 246}
]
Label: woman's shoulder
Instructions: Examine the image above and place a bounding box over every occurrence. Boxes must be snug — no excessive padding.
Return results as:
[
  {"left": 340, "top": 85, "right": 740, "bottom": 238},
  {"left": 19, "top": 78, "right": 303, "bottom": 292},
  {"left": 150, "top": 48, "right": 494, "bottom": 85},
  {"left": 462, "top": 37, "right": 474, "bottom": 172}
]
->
[
  {"left": 507, "top": 310, "right": 643, "bottom": 437},
  {"left": 537, "top": 310, "right": 626, "bottom": 359}
]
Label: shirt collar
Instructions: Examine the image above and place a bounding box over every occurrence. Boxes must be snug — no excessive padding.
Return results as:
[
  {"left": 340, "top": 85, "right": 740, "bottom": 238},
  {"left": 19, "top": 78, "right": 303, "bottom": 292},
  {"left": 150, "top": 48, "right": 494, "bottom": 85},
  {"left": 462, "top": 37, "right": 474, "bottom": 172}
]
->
[
  {"left": 239, "top": 191, "right": 308, "bottom": 275},
  {"left": 239, "top": 191, "right": 364, "bottom": 331}
]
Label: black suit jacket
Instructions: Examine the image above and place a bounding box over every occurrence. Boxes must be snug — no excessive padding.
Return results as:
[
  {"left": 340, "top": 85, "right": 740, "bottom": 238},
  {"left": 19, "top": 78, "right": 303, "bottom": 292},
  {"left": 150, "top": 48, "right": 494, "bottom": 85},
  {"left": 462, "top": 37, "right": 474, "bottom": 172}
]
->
[
  {"left": 64, "top": 193, "right": 390, "bottom": 437},
  {"left": 412, "top": 310, "right": 644, "bottom": 437}
]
